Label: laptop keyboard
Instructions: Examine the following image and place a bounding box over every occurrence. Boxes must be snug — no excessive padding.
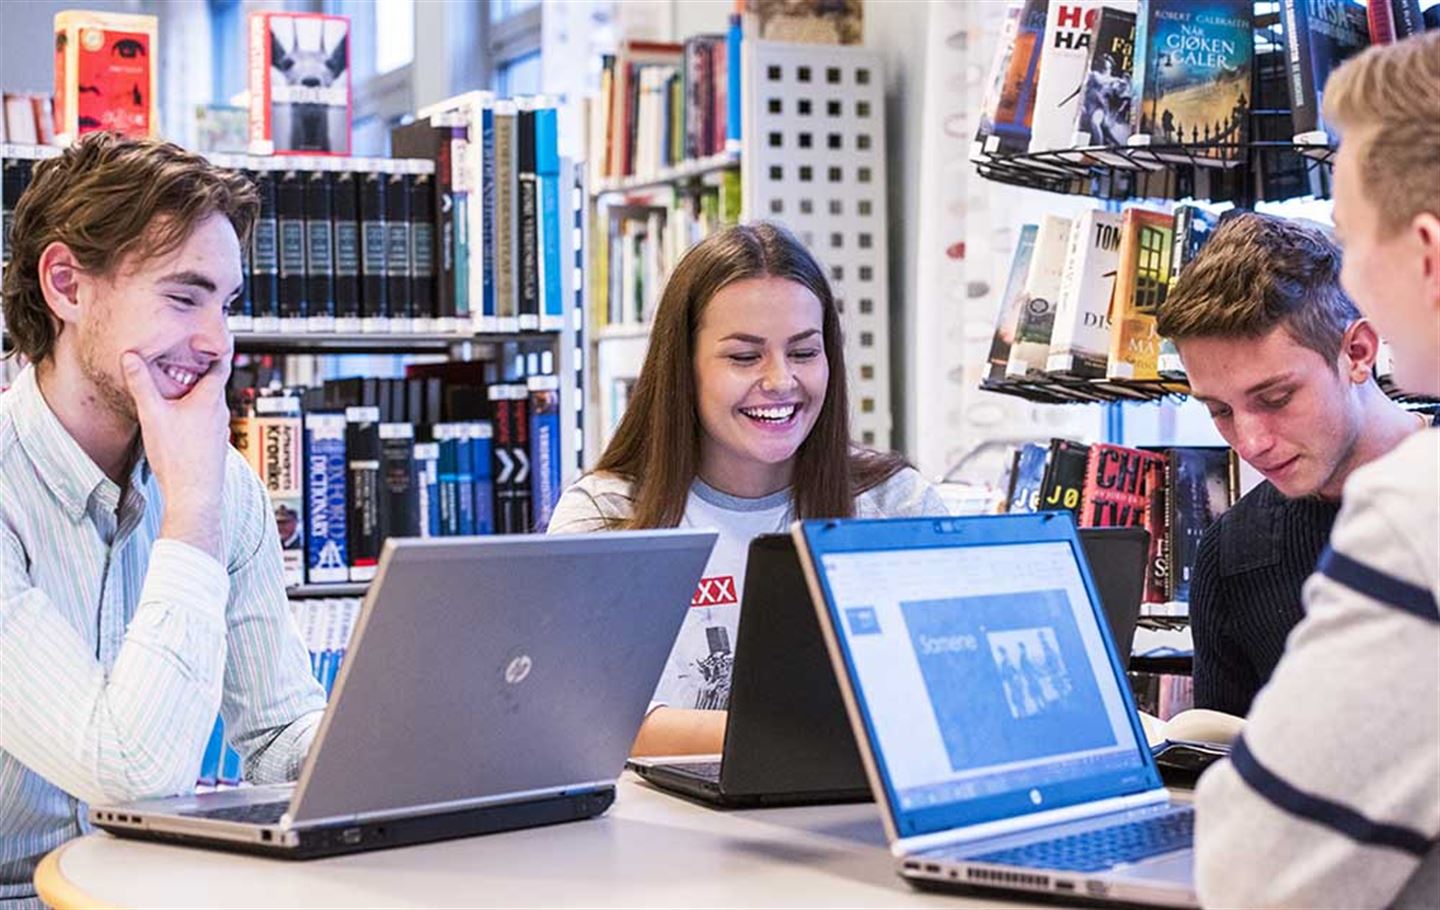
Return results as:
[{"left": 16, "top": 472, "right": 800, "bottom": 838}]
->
[
  {"left": 660, "top": 760, "right": 723, "bottom": 783},
  {"left": 966, "top": 807, "right": 1193, "bottom": 873},
  {"left": 180, "top": 801, "right": 289, "bottom": 825}
]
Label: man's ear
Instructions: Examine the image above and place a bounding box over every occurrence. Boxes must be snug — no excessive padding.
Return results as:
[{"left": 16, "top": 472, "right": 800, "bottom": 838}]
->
[
  {"left": 1412, "top": 211, "right": 1440, "bottom": 316},
  {"left": 38, "top": 242, "right": 86, "bottom": 326},
  {"left": 1339, "top": 317, "right": 1381, "bottom": 383}
]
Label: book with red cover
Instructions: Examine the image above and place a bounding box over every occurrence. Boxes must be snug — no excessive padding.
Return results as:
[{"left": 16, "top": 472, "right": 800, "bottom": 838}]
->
[{"left": 1080, "top": 443, "right": 1167, "bottom": 602}]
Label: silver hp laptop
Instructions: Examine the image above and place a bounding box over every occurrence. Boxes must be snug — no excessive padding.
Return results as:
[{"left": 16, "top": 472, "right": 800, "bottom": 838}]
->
[
  {"left": 91, "top": 530, "right": 717, "bottom": 859},
  {"left": 792, "top": 513, "right": 1196, "bottom": 908}
]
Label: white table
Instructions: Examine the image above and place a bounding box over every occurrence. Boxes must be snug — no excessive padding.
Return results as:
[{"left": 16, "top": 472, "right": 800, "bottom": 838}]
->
[{"left": 37, "top": 773, "right": 1062, "bottom": 909}]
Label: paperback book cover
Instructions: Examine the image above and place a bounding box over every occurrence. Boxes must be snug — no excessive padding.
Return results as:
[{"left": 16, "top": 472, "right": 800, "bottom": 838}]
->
[
  {"left": 1047, "top": 208, "right": 1123, "bottom": 379},
  {"left": 1170, "top": 203, "right": 1222, "bottom": 283},
  {"left": 986, "top": 224, "right": 1040, "bottom": 382},
  {"left": 991, "top": 0, "right": 1050, "bottom": 155},
  {"left": 248, "top": 12, "right": 351, "bottom": 155},
  {"left": 1079, "top": 443, "right": 1168, "bottom": 600},
  {"left": 344, "top": 406, "right": 382, "bottom": 582},
  {"left": 1132, "top": 0, "right": 1254, "bottom": 163},
  {"left": 1367, "top": 0, "right": 1425, "bottom": 43},
  {"left": 1006, "top": 214, "right": 1075, "bottom": 378},
  {"left": 973, "top": 4, "right": 1024, "bottom": 160},
  {"left": 527, "top": 375, "right": 562, "bottom": 530},
  {"left": 1029, "top": 1, "right": 1110, "bottom": 153},
  {"left": 1164, "top": 447, "right": 1237, "bottom": 602},
  {"left": 1106, "top": 207, "right": 1173, "bottom": 381},
  {"left": 255, "top": 395, "right": 305, "bottom": 588},
  {"left": 1281, "top": 0, "right": 1370, "bottom": 139},
  {"left": 1038, "top": 438, "right": 1091, "bottom": 515},
  {"left": 53, "top": 10, "right": 159, "bottom": 143},
  {"left": 1006, "top": 442, "right": 1050, "bottom": 513},
  {"left": 303, "top": 412, "right": 349, "bottom": 584},
  {"left": 1071, "top": 6, "right": 1137, "bottom": 147}
]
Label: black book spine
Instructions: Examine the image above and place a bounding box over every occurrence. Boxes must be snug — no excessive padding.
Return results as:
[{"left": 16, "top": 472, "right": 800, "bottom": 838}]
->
[
  {"left": 344, "top": 406, "right": 383, "bottom": 582},
  {"left": 276, "top": 169, "right": 307, "bottom": 323},
  {"left": 385, "top": 166, "right": 413, "bottom": 322},
  {"left": 435, "top": 130, "right": 458, "bottom": 323},
  {"left": 304, "top": 169, "right": 335, "bottom": 323},
  {"left": 510, "top": 387, "right": 532, "bottom": 532},
  {"left": 410, "top": 166, "right": 436, "bottom": 324},
  {"left": 1282, "top": 0, "right": 1319, "bottom": 136},
  {"left": 251, "top": 168, "right": 281, "bottom": 324},
  {"left": 332, "top": 170, "right": 362, "bottom": 323},
  {"left": 359, "top": 169, "right": 388, "bottom": 320},
  {"left": 517, "top": 107, "right": 541, "bottom": 330},
  {"left": 378, "top": 422, "right": 420, "bottom": 539}
]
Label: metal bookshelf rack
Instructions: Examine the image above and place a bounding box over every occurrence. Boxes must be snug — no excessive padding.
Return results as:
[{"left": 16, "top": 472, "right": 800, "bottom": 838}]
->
[
  {"left": 591, "top": 150, "right": 740, "bottom": 197},
  {"left": 232, "top": 330, "right": 559, "bottom": 355}
]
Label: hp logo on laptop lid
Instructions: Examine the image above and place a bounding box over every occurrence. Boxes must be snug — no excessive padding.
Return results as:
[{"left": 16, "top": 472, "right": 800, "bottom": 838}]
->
[{"left": 505, "top": 655, "right": 533, "bottom": 685}]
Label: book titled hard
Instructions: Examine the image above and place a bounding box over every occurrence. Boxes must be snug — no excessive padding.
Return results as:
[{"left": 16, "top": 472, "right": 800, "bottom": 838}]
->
[
  {"left": 1029, "top": 1, "right": 1113, "bottom": 154},
  {"left": 248, "top": 11, "right": 351, "bottom": 155}
]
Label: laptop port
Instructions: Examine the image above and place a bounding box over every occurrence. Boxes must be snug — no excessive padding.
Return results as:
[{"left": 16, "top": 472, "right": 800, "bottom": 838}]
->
[
  {"left": 261, "top": 830, "right": 272, "bottom": 842},
  {"left": 1056, "top": 881, "right": 1075, "bottom": 891},
  {"left": 340, "top": 827, "right": 362, "bottom": 845},
  {"left": 924, "top": 864, "right": 942, "bottom": 874}
]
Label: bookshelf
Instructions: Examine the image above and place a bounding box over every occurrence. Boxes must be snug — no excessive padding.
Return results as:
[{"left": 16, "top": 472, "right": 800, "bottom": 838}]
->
[{"left": 585, "top": 38, "right": 896, "bottom": 459}]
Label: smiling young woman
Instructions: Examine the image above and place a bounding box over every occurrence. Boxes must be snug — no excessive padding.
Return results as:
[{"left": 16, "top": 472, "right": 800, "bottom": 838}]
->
[{"left": 547, "top": 222, "right": 947, "bottom": 756}]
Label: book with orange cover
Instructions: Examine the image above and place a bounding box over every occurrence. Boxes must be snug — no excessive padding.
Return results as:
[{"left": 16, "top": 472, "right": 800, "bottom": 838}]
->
[{"left": 1105, "top": 207, "right": 1172, "bottom": 381}]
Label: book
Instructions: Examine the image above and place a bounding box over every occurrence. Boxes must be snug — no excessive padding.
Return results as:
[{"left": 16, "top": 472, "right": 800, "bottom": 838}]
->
[
  {"left": 250, "top": 164, "right": 281, "bottom": 331},
  {"left": 1163, "top": 447, "right": 1237, "bottom": 602},
  {"left": 991, "top": 0, "right": 1049, "bottom": 155},
  {"left": 1029, "top": 1, "right": 1113, "bottom": 154},
  {"left": 416, "top": 92, "right": 493, "bottom": 331},
  {"left": 1006, "top": 214, "right": 1074, "bottom": 378},
  {"left": 255, "top": 394, "right": 305, "bottom": 587},
  {"left": 389, "top": 119, "right": 457, "bottom": 329},
  {"left": 1281, "top": 0, "right": 1370, "bottom": 140},
  {"left": 527, "top": 375, "right": 562, "bottom": 530},
  {"left": 1038, "top": 438, "right": 1090, "bottom": 514},
  {"left": 1006, "top": 442, "right": 1050, "bottom": 513},
  {"left": 304, "top": 167, "right": 335, "bottom": 329},
  {"left": 384, "top": 162, "right": 414, "bottom": 327},
  {"left": 1366, "top": 0, "right": 1425, "bottom": 45},
  {"left": 1079, "top": 443, "right": 1168, "bottom": 601},
  {"left": 303, "top": 412, "right": 349, "bottom": 584},
  {"left": 493, "top": 101, "right": 520, "bottom": 332},
  {"left": 358, "top": 168, "right": 388, "bottom": 328},
  {"left": 535, "top": 103, "right": 565, "bottom": 332},
  {"left": 606, "top": 41, "right": 683, "bottom": 178},
  {"left": 725, "top": 14, "right": 743, "bottom": 147},
  {"left": 414, "top": 441, "right": 441, "bottom": 537},
  {"left": 331, "top": 169, "right": 362, "bottom": 329},
  {"left": 469, "top": 422, "right": 496, "bottom": 535},
  {"left": 987, "top": 224, "right": 1040, "bottom": 382},
  {"left": 1047, "top": 208, "right": 1123, "bottom": 379},
  {"left": 378, "top": 423, "right": 420, "bottom": 540},
  {"left": 276, "top": 168, "right": 307, "bottom": 324},
  {"left": 516, "top": 102, "right": 541, "bottom": 331},
  {"left": 489, "top": 383, "right": 532, "bottom": 534},
  {"left": 408, "top": 161, "right": 436, "bottom": 329},
  {"left": 1071, "top": 6, "right": 1137, "bottom": 147},
  {"left": 1106, "top": 207, "right": 1173, "bottom": 381},
  {"left": 1169, "top": 202, "right": 1222, "bottom": 283},
  {"left": 1131, "top": 0, "right": 1254, "bottom": 163},
  {"left": 248, "top": 11, "right": 351, "bottom": 155},
  {"left": 973, "top": 4, "right": 1025, "bottom": 160},
  {"left": 344, "top": 406, "right": 382, "bottom": 582},
  {"left": 53, "top": 10, "right": 159, "bottom": 143}
]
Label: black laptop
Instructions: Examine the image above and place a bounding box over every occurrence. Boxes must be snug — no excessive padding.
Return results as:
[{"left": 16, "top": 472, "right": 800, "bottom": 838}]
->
[
  {"left": 627, "top": 534, "right": 871, "bottom": 807},
  {"left": 1077, "top": 526, "right": 1151, "bottom": 668}
]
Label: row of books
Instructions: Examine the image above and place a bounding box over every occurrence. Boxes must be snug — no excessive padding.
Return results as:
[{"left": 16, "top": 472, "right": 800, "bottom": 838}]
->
[
  {"left": 1004, "top": 439, "right": 1240, "bottom": 606},
  {"left": 592, "top": 177, "right": 741, "bottom": 330},
  {"left": 974, "top": 0, "right": 1435, "bottom": 169},
  {"left": 199, "top": 597, "right": 361, "bottom": 786},
  {"left": 986, "top": 201, "right": 1223, "bottom": 390},
  {"left": 1128, "top": 671, "right": 1194, "bottom": 721},
  {"left": 230, "top": 371, "right": 563, "bottom": 589},
  {"left": 589, "top": 24, "right": 744, "bottom": 185},
  {"left": 1, "top": 93, "right": 57, "bottom": 147}
]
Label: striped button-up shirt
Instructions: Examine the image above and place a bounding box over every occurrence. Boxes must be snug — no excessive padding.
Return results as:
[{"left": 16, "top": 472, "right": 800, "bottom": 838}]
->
[{"left": 0, "top": 365, "right": 326, "bottom": 903}]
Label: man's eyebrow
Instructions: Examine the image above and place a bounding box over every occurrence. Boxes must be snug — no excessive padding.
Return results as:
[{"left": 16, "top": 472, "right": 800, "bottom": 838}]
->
[
  {"left": 719, "top": 329, "right": 821, "bottom": 344},
  {"left": 155, "top": 270, "right": 219, "bottom": 293},
  {"left": 1243, "top": 373, "right": 1297, "bottom": 397}
]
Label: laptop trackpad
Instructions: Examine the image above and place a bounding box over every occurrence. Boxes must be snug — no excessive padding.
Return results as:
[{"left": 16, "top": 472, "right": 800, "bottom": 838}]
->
[{"left": 1110, "top": 848, "right": 1193, "bottom": 882}]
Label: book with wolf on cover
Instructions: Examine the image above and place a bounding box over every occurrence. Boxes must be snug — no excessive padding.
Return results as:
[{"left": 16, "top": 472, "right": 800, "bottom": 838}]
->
[
  {"left": 986, "top": 224, "right": 1040, "bottom": 382},
  {"left": 1071, "top": 6, "right": 1138, "bottom": 147},
  {"left": 973, "top": 4, "right": 1025, "bottom": 161},
  {"left": 248, "top": 11, "right": 351, "bottom": 155},
  {"left": 1106, "top": 208, "right": 1173, "bottom": 381},
  {"left": 1047, "top": 208, "right": 1123, "bottom": 379},
  {"left": 1006, "top": 214, "right": 1075, "bottom": 378},
  {"left": 1281, "top": 0, "right": 1370, "bottom": 140},
  {"left": 992, "top": 0, "right": 1050, "bottom": 155},
  {"left": 1131, "top": 0, "right": 1253, "bottom": 164}
]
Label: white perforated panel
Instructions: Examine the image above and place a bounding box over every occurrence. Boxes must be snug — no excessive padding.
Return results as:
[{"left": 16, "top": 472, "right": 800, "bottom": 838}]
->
[{"left": 742, "top": 41, "right": 892, "bottom": 449}]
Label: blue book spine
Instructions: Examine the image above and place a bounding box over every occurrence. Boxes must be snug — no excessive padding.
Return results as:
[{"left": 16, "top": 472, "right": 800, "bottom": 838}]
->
[
  {"left": 456, "top": 430, "right": 476, "bottom": 535},
  {"left": 527, "top": 378, "right": 562, "bottom": 530},
  {"left": 536, "top": 106, "right": 564, "bottom": 330},
  {"left": 471, "top": 422, "right": 495, "bottom": 535},
  {"left": 454, "top": 190, "right": 470, "bottom": 320},
  {"left": 481, "top": 106, "right": 497, "bottom": 325},
  {"left": 436, "top": 427, "right": 459, "bottom": 536},
  {"left": 726, "top": 14, "right": 743, "bottom": 146},
  {"left": 414, "top": 441, "right": 441, "bottom": 537},
  {"left": 303, "top": 413, "right": 350, "bottom": 584},
  {"left": 198, "top": 715, "right": 225, "bottom": 786}
]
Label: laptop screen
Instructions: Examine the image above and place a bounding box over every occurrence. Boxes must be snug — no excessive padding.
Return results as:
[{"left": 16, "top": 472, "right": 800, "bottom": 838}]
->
[{"left": 798, "top": 515, "right": 1160, "bottom": 839}]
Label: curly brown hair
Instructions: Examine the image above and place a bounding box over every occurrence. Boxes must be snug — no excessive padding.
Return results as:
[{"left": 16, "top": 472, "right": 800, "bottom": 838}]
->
[{"left": 2, "top": 132, "right": 258, "bottom": 364}]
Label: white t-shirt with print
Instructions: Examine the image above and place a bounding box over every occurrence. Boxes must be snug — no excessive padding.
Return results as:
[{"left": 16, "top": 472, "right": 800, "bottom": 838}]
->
[{"left": 546, "top": 468, "right": 948, "bottom": 711}]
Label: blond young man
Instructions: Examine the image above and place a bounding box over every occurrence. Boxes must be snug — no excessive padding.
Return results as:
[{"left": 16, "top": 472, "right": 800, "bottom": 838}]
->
[
  {"left": 1156, "top": 213, "right": 1426, "bottom": 718},
  {"left": 0, "top": 134, "right": 325, "bottom": 905},
  {"left": 1191, "top": 33, "right": 1440, "bottom": 909}
]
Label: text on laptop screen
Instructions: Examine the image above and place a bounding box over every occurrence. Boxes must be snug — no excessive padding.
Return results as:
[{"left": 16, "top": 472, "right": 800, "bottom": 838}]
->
[{"left": 818, "top": 540, "right": 1148, "bottom": 818}]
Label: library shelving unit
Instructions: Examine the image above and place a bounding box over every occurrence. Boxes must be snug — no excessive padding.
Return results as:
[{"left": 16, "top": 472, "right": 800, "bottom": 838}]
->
[
  {"left": 1, "top": 142, "right": 588, "bottom": 600},
  {"left": 585, "top": 38, "right": 895, "bottom": 458}
]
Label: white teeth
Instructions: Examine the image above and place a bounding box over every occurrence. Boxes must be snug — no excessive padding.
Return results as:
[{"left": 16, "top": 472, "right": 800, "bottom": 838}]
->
[
  {"left": 161, "top": 365, "right": 198, "bottom": 387},
  {"left": 741, "top": 404, "right": 797, "bottom": 422}
]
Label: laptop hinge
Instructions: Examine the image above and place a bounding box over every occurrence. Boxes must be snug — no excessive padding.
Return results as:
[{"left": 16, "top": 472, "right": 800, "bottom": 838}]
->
[
  {"left": 290, "top": 779, "right": 615, "bottom": 828},
  {"left": 890, "top": 788, "right": 1171, "bottom": 858}
]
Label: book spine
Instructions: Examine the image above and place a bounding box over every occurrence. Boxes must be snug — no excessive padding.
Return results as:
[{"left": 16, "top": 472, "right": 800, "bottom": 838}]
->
[
  {"left": 470, "top": 421, "right": 495, "bottom": 535},
  {"left": 433, "top": 426, "right": 457, "bottom": 536},
  {"left": 726, "top": 15, "right": 742, "bottom": 146},
  {"left": 410, "top": 162, "right": 436, "bottom": 328},
  {"left": 276, "top": 169, "right": 307, "bottom": 324},
  {"left": 434, "top": 133, "right": 457, "bottom": 328},
  {"left": 248, "top": 13, "right": 271, "bottom": 153},
  {"left": 344, "top": 406, "right": 382, "bottom": 581},
  {"left": 1282, "top": 0, "right": 1319, "bottom": 136},
  {"left": 493, "top": 102, "right": 519, "bottom": 332},
  {"left": 385, "top": 164, "right": 414, "bottom": 325},
  {"left": 509, "top": 387, "right": 532, "bottom": 532},
  {"left": 251, "top": 167, "right": 281, "bottom": 329},
  {"left": 414, "top": 441, "right": 440, "bottom": 537},
  {"left": 516, "top": 105, "right": 541, "bottom": 331},
  {"left": 479, "top": 103, "right": 497, "bottom": 330},
  {"left": 527, "top": 377, "right": 561, "bottom": 530},
  {"left": 536, "top": 105, "right": 564, "bottom": 331},
  {"left": 303, "top": 412, "right": 349, "bottom": 584},
  {"left": 359, "top": 169, "right": 388, "bottom": 325},
  {"left": 304, "top": 168, "right": 336, "bottom": 329},
  {"left": 455, "top": 426, "right": 476, "bottom": 535},
  {"left": 256, "top": 397, "right": 305, "bottom": 587},
  {"left": 378, "top": 422, "right": 419, "bottom": 540},
  {"left": 332, "top": 169, "right": 362, "bottom": 326}
]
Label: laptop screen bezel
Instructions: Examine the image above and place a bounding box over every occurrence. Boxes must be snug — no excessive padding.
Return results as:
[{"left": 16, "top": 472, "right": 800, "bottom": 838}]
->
[{"left": 795, "top": 512, "right": 1164, "bottom": 840}]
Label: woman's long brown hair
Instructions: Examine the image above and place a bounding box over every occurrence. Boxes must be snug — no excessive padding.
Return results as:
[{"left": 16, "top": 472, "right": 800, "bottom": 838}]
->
[{"left": 593, "top": 222, "right": 907, "bottom": 528}]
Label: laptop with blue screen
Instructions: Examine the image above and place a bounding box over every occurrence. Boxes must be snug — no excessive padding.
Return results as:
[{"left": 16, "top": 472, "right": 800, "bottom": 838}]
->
[{"left": 791, "top": 512, "right": 1196, "bottom": 908}]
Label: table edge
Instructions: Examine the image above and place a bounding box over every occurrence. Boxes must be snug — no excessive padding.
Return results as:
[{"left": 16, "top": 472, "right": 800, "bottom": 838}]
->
[{"left": 34, "top": 841, "right": 123, "bottom": 910}]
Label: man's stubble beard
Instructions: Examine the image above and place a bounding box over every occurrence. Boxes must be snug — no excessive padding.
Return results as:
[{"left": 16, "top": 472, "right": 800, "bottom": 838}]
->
[{"left": 78, "top": 318, "right": 139, "bottom": 425}]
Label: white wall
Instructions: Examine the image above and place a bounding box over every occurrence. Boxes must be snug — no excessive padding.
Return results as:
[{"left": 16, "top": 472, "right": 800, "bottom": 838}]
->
[{"left": 1, "top": 0, "right": 145, "bottom": 94}]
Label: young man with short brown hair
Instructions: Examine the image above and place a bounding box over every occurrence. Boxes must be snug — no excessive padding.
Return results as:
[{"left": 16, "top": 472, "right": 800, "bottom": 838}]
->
[
  {"left": 0, "top": 133, "right": 325, "bottom": 904},
  {"left": 1191, "top": 32, "right": 1440, "bottom": 909},
  {"left": 1156, "top": 211, "right": 1426, "bottom": 717}
]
